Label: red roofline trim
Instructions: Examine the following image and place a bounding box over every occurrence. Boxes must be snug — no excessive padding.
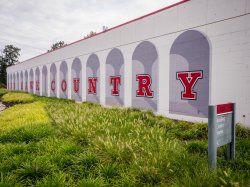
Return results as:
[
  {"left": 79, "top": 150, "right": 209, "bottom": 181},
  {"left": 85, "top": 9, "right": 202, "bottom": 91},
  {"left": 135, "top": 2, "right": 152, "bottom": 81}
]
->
[{"left": 20, "top": 0, "right": 190, "bottom": 64}]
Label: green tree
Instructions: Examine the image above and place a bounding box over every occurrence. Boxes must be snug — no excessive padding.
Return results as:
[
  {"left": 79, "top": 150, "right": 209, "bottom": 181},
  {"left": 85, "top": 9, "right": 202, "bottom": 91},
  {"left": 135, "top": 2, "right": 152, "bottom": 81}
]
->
[
  {"left": 84, "top": 31, "right": 96, "bottom": 39},
  {"left": 0, "top": 45, "right": 21, "bottom": 86},
  {"left": 47, "top": 41, "right": 66, "bottom": 52}
]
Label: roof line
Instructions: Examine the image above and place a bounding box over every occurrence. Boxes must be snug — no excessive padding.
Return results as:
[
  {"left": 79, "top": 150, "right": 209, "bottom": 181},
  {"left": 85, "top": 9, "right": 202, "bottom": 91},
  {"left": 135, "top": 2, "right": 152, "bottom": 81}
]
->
[{"left": 20, "top": 0, "right": 190, "bottom": 64}]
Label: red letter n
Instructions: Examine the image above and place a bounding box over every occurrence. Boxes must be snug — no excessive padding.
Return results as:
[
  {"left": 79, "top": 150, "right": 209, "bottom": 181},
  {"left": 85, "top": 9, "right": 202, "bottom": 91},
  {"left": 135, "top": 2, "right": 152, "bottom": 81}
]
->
[
  {"left": 176, "top": 70, "right": 203, "bottom": 100},
  {"left": 136, "top": 74, "right": 154, "bottom": 97},
  {"left": 88, "top": 77, "right": 98, "bottom": 94},
  {"left": 110, "top": 76, "right": 121, "bottom": 96}
]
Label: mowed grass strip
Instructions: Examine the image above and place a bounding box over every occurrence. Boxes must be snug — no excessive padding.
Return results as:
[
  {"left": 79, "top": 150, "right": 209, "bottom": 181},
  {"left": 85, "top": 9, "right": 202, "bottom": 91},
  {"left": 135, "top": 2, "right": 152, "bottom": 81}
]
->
[{"left": 0, "top": 91, "right": 249, "bottom": 186}]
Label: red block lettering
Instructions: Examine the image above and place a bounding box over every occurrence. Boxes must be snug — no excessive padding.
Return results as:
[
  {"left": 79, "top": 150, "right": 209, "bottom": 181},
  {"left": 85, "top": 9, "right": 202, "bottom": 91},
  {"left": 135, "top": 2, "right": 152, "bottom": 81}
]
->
[
  {"left": 88, "top": 77, "right": 98, "bottom": 94},
  {"left": 30, "top": 81, "right": 33, "bottom": 91},
  {"left": 176, "top": 71, "right": 203, "bottom": 100},
  {"left": 73, "top": 78, "right": 80, "bottom": 93},
  {"left": 136, "top": 74, "right": 154, "bottom": 97},
  {"left": 51, "top": 80, "right": 56, "bottom": 92},
  {"left": 110, "top": 76, "right": 121, "bottom": 96},
  {"left": 36, "top": 81, "right": 40, "bottom": 91},
  {"left": 61, "top": 80, "right": 67, "bottom": 92}
]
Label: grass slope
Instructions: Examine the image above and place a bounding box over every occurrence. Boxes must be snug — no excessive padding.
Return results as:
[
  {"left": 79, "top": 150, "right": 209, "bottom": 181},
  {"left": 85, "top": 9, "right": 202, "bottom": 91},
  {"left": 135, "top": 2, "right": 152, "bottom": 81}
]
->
[{"left": 0, "top": 91, "right": 249, "bottom": 186}]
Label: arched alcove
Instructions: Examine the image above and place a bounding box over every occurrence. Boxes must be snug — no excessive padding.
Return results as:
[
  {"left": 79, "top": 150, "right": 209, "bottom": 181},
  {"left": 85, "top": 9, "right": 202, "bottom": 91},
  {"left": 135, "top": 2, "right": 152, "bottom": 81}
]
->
[
  {"left": 13, "top": 74, "right": 16, "bottom": 90},
  {"left": 35, "top": 67, "right": 40, "bottom": 95},
  {"left": 10, "top": 74, "right": 12, "bottom": 90},
  {"left": 20, "top": 72, "right": 24, "bottom": 91},
  {"left": 24, "top": 70, "right": 28, "bottom": 92},
  {"left": 132, "top": 41, "right": 158, "bottom": 111},
  {"left": 29, "top": 69, "right": 34, "bottom": 93},
  {"left": 105, "top": 48, "right": 124, "bottom": 106},
  {"left": 50, "top": 63, "right": 57, "bottom": 97},
  {"left": 86, "top": 54, "right": 100, "bottom": 103},
  {"left": 16, "top": 72, "right": 19, "bottom": 90},
  {"left": 42, "top": 65, "right": 48, "bottom": 96},
  {"left": 169, "top": 30, "right": 210, "bottom": 118},
  {"left": 59, "top": 61, "right": 68, "bottom": 99},
  {"left": 71, "top": 58, "right": 82, "bottom": 101}
]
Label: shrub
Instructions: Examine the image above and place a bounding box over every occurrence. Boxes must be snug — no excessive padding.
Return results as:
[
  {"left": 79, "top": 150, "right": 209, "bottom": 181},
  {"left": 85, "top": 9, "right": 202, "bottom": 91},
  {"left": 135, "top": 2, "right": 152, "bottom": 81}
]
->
[
  {"left": 15, "top": 160, "right": 52, "bottom": 182},
  {"left": 0, "top": 88, "right": 7, "bottom": 97}
]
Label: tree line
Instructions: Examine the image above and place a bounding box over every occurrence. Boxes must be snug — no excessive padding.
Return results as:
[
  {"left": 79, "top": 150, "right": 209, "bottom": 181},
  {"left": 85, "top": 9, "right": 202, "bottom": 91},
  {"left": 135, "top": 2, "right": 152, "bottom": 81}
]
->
[{"left": 0, "top": 41, "right": 68, "bottom": 87}]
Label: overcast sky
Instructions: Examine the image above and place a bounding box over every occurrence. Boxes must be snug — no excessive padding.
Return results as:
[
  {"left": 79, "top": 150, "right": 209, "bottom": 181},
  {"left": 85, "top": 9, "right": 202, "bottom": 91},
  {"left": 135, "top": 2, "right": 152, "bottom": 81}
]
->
[{"left": 0, "top": 0, "right": 180, "bottom": 62}]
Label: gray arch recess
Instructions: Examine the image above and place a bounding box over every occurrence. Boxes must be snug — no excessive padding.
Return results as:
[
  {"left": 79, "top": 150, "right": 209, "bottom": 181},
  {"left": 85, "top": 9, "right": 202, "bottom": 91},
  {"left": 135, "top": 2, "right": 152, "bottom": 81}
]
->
[
  {"left": 35, "top": 68, "right": 40, "bottom": 95},
  {"left": 16, "top": 72, "right": 19, "bottom": 90},
  {"left": 169, "top": 30, "right": 210, "bottom": 118},
  {"left": 50, "top": 64, "right": 57, "bottom": 97},
  {"left": 105, "top": 48, "right": 124, "bottom": 106},
  {"left": 59, "top": 61, "right": 68, "bottom": 99},
  {"left": 132, "top": 41, "right": 158, "bottom": 111},
  {"left": 71, "top": 58, "right": 82, "bottom": 101},
  {"left": 42, "top": 66, "right": 48, "bottom": 96},
  {"left": 20, "top": 72, "right": 24, "bottom": 91},
  {"left": 86, "top": 54, "right": 100, "bottom": 103},
  {"left": 25, "top": 70, "right": 28, "bottom": 92},
  {"left": 29, "top": 69, "right": 34, "bottom": 92}
]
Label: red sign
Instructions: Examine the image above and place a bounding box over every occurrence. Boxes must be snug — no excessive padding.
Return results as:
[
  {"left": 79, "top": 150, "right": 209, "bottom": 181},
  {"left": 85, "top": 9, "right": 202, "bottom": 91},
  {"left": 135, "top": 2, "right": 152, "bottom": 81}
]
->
[{"left": 217, "top": 103, "right": 233, "bottom": 115}]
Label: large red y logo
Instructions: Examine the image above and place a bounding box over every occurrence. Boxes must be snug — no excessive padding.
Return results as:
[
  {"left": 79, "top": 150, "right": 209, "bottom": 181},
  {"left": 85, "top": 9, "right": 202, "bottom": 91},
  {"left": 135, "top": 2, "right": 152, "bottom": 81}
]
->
[
  {"left": 73, "top": 78, "right": 80, "bottom": 93},
  {"left": 136, "top": 74, "right": 154, "bottom": 97},
  {"left": 176, "top": 71, "right": 203, "bottom": 100},
  {"left": 110, "top": 76, "right": 121, "bottom": 96},
  {"left": 88, "top": 77, "right": 98, "bottom": 94}
]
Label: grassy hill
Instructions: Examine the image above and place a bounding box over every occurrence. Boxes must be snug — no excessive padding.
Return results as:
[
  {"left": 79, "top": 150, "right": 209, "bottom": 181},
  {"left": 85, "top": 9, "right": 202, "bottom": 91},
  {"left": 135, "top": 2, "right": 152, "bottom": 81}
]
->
[{"left": 0, "top": 90, "right": 249, "bottom": 186}]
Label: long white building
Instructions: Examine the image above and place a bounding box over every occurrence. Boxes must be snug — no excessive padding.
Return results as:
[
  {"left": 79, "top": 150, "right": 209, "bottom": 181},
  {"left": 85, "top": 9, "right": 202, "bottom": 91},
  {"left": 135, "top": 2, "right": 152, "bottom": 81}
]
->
[{"left": 7, "top": 0, "right": 250, "bottom": 127}]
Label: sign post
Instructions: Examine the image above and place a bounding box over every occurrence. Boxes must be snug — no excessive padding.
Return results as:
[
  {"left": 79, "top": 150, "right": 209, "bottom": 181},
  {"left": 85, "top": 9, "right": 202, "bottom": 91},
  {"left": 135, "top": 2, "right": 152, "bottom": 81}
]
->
[{"left": 208, "top": 103, "right": 236, "bottom": 169}]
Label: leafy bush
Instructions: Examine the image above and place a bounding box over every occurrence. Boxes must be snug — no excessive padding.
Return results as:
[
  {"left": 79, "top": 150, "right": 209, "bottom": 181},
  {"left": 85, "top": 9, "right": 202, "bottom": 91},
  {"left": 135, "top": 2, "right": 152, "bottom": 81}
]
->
[
  {"left": 0, "top": 88, "right": 7, "bottom": 97},
  {"left": 0, "top": 83, "right": 6, "bottom": 88}
]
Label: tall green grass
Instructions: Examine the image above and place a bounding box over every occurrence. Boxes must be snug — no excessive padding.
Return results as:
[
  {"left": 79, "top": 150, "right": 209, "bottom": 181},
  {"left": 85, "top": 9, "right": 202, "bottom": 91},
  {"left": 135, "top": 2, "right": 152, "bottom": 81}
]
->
[
  {"left": 2, "top": 92, "right": 34, "bottom": 103},
  {"left": 0, "top": 91, "right": 249, "bottom": 186}
]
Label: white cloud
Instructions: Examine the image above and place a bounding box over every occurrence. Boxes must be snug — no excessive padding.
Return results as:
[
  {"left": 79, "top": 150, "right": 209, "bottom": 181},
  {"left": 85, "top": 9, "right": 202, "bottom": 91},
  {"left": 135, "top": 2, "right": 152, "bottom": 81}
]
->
[{"left": 0, "top": 0, "right": 180, "bottom": 61}]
